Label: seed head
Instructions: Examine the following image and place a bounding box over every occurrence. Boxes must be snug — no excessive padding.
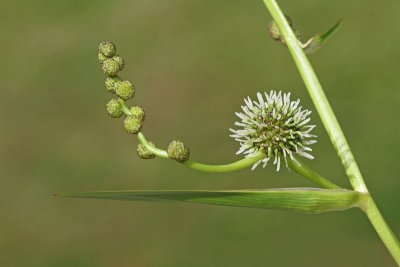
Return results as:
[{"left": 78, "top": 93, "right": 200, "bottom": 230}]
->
[
  {"left": 105, "top": 76, "right": 122, "bottom": 94},
  {"left": 102, "top": 58, "right": 120, "bottom": 77},
  {"left": 123, "top": 115, "right": 143, "bottom": 134},
  {"left": 129, "top": 106, "right": 145, "bottom": 121},
  {"left": 112, "top": 55, "right": 125, "bottom": 71},
  {"left": 98, "top": 41, "right": 116, "bottom": 57},
  {"left": 167, "top": 140, "right": 190, "bottom": 162},
  {"left": 137, "top": 142, "right": 156, "bottom": 159},
  {"left": 230, "top": 91, "right": 316, "bottom": 171},
  {"left": 116, "top": 80, "right": 135, "bottom": 100},
  {"left": 106, "top": 99, "right": 124, "bottom": 118}
]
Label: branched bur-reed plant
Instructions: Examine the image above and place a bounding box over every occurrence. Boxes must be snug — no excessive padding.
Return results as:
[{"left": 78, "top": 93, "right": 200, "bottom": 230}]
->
[{"left": 57, "top": 1, "right": 400, "bottom": 264}]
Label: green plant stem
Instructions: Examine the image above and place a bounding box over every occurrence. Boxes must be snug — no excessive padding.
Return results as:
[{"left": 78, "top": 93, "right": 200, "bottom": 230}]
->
[
  {"left": 182, "top": 153, "right": 265, "bottom": 173},
  {"left": 137, "top": 132, "right": 169, "bottom": 158},
  {"left": 261, "top": 0, "right": 400, "bottom": 264},
  {"left": 288, "top": 159, "right": 341, "bottom": 189},
  {"left": 120, "top": 99, "right": 132, "bottom": 116},
  {"left": 263, "top": 0, "right": 367, "bottom": 193},
  {"left": 364, "top": 198, "right": 400, "bottom": 265}
]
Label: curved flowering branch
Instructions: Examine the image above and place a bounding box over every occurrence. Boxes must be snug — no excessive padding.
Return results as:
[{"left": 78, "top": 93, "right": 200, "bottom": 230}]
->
[
  {"left": 97, "top": 41, "right": 340, "bottom": 189},
  {"left": 128, "top": 108, "right": 267, "bottom": 172}
]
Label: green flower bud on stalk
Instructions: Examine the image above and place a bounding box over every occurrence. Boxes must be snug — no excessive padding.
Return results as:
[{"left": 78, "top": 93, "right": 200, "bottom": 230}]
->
[
  {"left": 98, "top": 52, "right": 107, "bottom": 64},
  {"left": 124, "top": 116, "right": 143, "bottom": 134},
  {"left": 137, "top": 142, "right": 156, "bottom": 159},
  {"left": 116, "top": 80, "right": 135, "bottom": 100},
  {"left": 129, "top": 106, "right": 145, "bottom": 121},
  {"left": 98, "top": 41, "right": 116, "bottom": 57},
  {"left": 268, "top": 20, "right": 282, "bottom": 41},
  {"left": 112, "top": 55, "right": 125, "bottom": 71},
  {"left": 268, "top": 16, "right": 301, "bottom": 45},
  {"left": 102, "top": 58, "right": 120, "bottom": 77},
  {"left": 167, "top": 140, "right": 190, "bottom": 162},
  {"left": 105, "top": 77, "right": 122, "bottom": 93},
  {"left": 106, "top": 99, "right": 124, "bottom": 118}
]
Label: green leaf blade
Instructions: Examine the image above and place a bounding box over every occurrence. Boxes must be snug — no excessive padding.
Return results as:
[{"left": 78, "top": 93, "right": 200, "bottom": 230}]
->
[{"left": 56, "top": 188, "right": 363, "bottom": 214}]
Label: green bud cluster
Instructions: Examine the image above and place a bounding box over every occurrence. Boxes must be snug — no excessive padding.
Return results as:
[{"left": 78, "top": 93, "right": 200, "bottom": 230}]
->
[
  {"left": 123, "top": 116, "right": 143, "bottom": 134},
  {"left": 167, "top": 140, "right": 190, "bottom": 162},
  {"left": 129, "top": 106, "right": 145, "bottom": 121},
  {"left": 123, "top": 106, "right": 145, "bottom": 134},
  {"left": 98, "top": 41, "right": 134, "bottom": 100},
  {"left": 115, "top": 80, "right": 135, "bottom": 100},
  {"left": 98, "top": 41, "right": 143, "bottom": 133},
  {"left": 106, "top": 99, "right": 124, "bottom": 118},
  {"left": 102, "top": 58, "right": 120, "bottom": 77},
  {"left": 99, "top": 41, "right": 117, "bottom": 57},
  {"left": 98, "top": 41, "right": 190, "bottom": 162}
]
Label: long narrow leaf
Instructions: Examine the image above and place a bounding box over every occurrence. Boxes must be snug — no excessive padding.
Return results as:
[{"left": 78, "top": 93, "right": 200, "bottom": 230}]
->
[{"left": 56, "top": 188, "right": 363, "bottom": 214}]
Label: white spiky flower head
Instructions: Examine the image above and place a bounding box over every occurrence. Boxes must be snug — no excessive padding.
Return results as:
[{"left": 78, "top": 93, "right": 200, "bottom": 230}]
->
[{"left": 230, "top": 91, "right": 317, "bottom": 171}]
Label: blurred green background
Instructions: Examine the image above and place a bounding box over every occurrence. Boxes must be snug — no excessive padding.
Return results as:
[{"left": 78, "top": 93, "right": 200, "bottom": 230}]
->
[{"left": 1, "top": 0, "right": 400, "bottom": 266}]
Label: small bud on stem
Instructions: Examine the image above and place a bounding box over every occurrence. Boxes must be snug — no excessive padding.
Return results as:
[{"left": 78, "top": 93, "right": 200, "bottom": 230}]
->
[
  {"left": 129, "top": 106, "right": 145, "bottom": 121},
  {"left": 106, "top": 99, "right": 124, "bottom": 118},
  {"left": 167, "top": 140, "right": 190, "bottom": 162},
  {"left": 98, "top": 41, "right": 116, "bottom": 57},
  {"left": 116, "top": 80, "right": 135, "bottom": 100},
  {"left": 268, "top": 15, "right": 301, "bottom": 46},
  {"left": 124, "top": 115, "right": 144, "bottom": 134},
  {"left": 102, "top": 58, "right": 120, "bottom": 77}
]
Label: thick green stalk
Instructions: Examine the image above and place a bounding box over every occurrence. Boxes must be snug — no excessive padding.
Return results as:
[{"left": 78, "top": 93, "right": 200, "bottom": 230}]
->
[
  {"left": 263, "top": 0, "right": 366, "bottom": 193},
  {"left": 364, "top": 198, "right": 400, "bottom": 264},
  {"left": 261, "top": 0, "right": 400, "bottom": 264}
]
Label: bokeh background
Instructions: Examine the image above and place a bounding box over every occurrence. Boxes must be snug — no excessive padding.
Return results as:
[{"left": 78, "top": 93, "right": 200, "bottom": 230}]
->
[{"left": 1, "top": 0, "right": 400, "bottom": 266}]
